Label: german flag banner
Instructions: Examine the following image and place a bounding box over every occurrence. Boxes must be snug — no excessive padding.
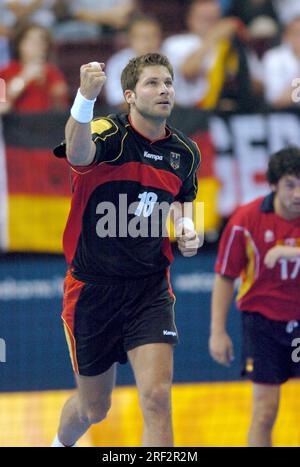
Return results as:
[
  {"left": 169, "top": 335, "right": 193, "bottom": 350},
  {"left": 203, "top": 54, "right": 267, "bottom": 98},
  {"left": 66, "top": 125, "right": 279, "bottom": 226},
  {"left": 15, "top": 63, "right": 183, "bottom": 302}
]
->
[
  {"left": 1, "top": 109, "right": 218, "bottom": 253},
  {"left": 2, "top": 112, "right": 71, "bottom": 252}
]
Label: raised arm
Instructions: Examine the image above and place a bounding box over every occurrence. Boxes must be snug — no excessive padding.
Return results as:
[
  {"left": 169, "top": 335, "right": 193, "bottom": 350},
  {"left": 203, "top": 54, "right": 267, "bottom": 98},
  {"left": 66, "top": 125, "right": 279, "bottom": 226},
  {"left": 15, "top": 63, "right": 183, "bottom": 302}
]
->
[
  {"left": 65, "top": 62, "right": 106, "bottom": 166},
  {"left": 180, "top": 18, "right": 239, "bottom": 80}
]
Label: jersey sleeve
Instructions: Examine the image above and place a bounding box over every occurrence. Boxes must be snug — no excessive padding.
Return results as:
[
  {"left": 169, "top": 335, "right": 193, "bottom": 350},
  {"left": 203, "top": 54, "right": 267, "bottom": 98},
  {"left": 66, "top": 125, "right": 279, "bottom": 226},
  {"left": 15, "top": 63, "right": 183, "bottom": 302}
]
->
[
  {"left": 53, "top": 116, "right": 123, "bottom": 171},
  {"left": 175, "top": 141, "right": 201, "bottom": 203},
  {"left": 215, "top": 210, "right": 249, "bottom": 279},
  {"left": 91, "top": 117, "right": 123, "bottom": 164}
]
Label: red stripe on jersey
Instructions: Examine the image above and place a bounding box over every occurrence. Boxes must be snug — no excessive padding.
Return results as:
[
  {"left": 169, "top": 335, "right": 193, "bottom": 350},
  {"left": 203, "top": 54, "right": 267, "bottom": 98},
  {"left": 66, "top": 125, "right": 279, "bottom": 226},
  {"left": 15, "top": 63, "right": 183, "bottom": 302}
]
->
[
  {"left": 166, "top": 267, "right": 175, "bottom": 301},
  {"left": 72, "top": 161, "right": 182, "bottom": 195},
  {"left": 64, "top": 162, "right": 182, "bottom": 266},
  {"left": 161, "top": 237, "right": 174, "bottom": 265},
  {"left": 61, "top": 270, "right": 85, "bottom": 374}
]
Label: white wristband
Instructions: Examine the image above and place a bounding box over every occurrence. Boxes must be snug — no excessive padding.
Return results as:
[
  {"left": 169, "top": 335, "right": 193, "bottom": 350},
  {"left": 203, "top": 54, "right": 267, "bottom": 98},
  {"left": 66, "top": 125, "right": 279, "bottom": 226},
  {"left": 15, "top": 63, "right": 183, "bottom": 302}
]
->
[
  {"left": 175, "top": 217, "right": 195, "bottom": 231},
  {"left": 70, "top": 88, "right": 96, "bottom": 123}
]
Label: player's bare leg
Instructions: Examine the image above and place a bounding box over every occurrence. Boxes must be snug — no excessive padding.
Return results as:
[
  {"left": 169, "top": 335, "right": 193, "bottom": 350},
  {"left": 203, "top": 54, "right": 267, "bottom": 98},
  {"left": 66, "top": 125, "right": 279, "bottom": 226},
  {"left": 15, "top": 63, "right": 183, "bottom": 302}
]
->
[
  {"left": 128, "top": 343, "right": 174, "bottom": 447},
  {"left": 247, "top": 383, "right": 280, "bottom": 447},
  {"left": 56, "top": 364, "right": 116, "bottom": 446}
]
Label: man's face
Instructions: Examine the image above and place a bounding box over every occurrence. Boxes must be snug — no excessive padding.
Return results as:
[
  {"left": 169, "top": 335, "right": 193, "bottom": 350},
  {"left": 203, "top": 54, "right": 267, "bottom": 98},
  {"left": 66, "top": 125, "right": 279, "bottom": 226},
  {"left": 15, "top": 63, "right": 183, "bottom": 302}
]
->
[
  {"left": 126, "top": 65, "right": 175, "bottom": 120},
  {"left": 274, "top": 175, "right": 300, "bottom": 219},
  {"left": 20, "top": 27, "right": 48, "bottom": 61},
  {"left": 187, "top": 1, "right": 221, "bottom": 37},
  {"left": 129, "top": 22, "right": 162, "bottom": 56}
]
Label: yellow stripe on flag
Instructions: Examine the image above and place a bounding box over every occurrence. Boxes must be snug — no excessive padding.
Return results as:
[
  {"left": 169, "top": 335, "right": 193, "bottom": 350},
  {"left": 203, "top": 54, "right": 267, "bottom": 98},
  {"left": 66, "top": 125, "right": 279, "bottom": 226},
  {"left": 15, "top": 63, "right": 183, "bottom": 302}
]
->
[
  {"left": 197, "top": 176, "right": 221, "bottom": 232},
  {"left": 8, "top": 195, "right": 70, "bottom": 252}
]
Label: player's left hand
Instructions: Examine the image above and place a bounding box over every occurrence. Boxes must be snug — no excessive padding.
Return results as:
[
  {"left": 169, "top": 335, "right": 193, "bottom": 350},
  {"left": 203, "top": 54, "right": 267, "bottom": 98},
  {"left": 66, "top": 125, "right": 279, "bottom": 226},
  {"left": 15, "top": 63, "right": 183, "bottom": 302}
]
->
[
  {"left": 264, "top": 246, "right": 284, "bottom": 269},
  {"left": 176, "top": 228, "right": 200, "bottom": 257}
]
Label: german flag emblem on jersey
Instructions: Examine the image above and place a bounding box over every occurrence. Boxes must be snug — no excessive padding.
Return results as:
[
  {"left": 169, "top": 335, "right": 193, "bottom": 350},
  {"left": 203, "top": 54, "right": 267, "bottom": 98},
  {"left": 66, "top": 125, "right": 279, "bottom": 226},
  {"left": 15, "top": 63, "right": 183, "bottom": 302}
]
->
[{"left": 170, "top": 152, "right": 180, "bottom": 170}]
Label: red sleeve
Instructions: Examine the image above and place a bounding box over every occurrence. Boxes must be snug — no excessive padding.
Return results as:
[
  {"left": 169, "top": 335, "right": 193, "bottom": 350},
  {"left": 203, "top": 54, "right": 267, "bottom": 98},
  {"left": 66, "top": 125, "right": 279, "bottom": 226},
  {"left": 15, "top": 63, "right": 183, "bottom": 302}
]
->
[
  {"left": 0, "top": 61, "right": 21, "bottom": 81},
  {"left": 46, "top": 63, "right": 67, "bottom": 87},
  {"left": 215, "top": 208, "right": 249, "bottom": 278}
]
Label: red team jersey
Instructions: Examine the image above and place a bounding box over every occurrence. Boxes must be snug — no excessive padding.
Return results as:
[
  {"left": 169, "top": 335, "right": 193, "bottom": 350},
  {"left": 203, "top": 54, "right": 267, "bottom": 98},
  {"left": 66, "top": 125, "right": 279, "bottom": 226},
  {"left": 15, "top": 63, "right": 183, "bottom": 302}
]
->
[{"left": 215, "top": 193, "right": 300, "bottom": 321}]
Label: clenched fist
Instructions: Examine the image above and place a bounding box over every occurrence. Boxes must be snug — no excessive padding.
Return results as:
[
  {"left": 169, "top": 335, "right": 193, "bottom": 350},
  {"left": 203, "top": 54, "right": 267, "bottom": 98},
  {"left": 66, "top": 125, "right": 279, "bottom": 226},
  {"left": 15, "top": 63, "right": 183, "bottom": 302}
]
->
[
  {"left": 176, "top": 227, "right": 200, "bottom": 257},
  {"left": 79, "top": 62, "right": 106, "bottom": 101}
]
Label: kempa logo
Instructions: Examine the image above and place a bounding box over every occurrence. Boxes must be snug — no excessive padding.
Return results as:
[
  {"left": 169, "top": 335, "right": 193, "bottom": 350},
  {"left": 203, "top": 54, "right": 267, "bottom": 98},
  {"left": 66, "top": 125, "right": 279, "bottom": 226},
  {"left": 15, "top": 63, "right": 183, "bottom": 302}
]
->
[
  {"left": 143, "top": 151, "right": 163, "bottom": 161},
  {"left": 163, "top": 330, "right": 177, "bottom": 336},
  {"left": 0, "top": 338, "right": 6, "bottom": 363}
]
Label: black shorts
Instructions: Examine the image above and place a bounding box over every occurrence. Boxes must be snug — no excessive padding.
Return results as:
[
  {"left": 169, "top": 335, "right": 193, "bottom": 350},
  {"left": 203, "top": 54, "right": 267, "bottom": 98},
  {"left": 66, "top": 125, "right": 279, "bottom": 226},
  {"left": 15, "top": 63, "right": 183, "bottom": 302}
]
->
[
  {"left": 241, "top": 311, "right": 300, "bottom": 384},
  {"left": 62, "top": 269, "right": 178, "bottom": 376}
]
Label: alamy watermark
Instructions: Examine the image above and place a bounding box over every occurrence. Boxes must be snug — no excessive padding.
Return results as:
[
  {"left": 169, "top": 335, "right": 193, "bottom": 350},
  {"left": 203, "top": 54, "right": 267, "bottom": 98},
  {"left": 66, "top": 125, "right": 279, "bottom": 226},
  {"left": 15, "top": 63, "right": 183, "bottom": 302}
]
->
[
  {"left": 0, "top": 338, "right": 6, "bottom": 363},
  {"left": 291, "top": 337, "right": 300, "bottom": 363},
  {"left": 291, "top": 78, "right": 300, "bottom": 103},
  {"left": 94, "top": 195, "right": 205, "bottom": 246}
]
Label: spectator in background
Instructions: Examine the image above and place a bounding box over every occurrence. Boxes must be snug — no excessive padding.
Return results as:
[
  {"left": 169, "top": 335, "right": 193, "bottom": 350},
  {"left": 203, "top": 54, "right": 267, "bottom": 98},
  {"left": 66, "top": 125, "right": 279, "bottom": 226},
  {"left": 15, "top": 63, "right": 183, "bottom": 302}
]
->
[
  {"left": 0, "top": 22, "right": 68, "bottom": 113},
  {"left": 246, "top": 16, "right": 279, "bottom": 106},
  {"left": 163, "top": 0, "right": 252, "bottom": 110},
  {"left": 272, "top": 0, "right": 300, "bottom": 26},
  {"left": 0, "top": 4, "right": 10, "bottom": 68},
  {"left": 54, "top": 0, "right": 136, "bottom": 40},
  {"left": 218, "top": 0, "right": 232, "bottom": 15},
  {"left": 105, "top": 15, "right": 162, "bottom": 109},
  {"left": 227, "top": 0, "right": 278, "bottom": 26},
  {"left": 262, "top": 17, "right": 300, "bottom": 108},
  {"left": 0, "top": 0, "right": 57, "bottom": 69},
  {"left": 1, "top": 0, "right": 57, "bottom": 27}
]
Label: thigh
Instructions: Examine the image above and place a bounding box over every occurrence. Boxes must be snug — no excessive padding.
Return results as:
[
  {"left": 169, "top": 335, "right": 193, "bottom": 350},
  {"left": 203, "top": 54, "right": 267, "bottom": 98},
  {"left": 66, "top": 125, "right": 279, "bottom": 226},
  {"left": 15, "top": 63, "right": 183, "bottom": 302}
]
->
[
  {"left": 75, "top": 363, "right": 117, "bottom": 410},
  {"left": 241, "top": 312, "right": 290, "bottom": 384},
  {"left": 128, "top": 343, "right": 174, "bottom": 394}
]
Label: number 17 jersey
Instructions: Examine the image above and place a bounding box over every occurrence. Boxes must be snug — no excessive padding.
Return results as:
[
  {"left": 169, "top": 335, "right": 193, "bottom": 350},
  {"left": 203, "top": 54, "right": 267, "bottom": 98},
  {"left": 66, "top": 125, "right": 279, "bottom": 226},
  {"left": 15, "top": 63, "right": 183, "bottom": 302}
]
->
[{"left": 215, "top": 193, "right": 300, "bottom": 321}]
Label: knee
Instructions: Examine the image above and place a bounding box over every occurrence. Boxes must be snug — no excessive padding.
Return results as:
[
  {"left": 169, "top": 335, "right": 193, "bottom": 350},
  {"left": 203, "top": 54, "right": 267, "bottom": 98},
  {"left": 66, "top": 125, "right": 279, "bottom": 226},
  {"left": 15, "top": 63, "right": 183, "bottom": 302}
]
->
[
  {"left": 79, "top": 397, "right": 112, "bottom": 425},
  {"left": 252, "top": 399, "right": 278, "bottom": 429},
  {"left": 140, "top": 384, "right": 172, "bottom": 417}
]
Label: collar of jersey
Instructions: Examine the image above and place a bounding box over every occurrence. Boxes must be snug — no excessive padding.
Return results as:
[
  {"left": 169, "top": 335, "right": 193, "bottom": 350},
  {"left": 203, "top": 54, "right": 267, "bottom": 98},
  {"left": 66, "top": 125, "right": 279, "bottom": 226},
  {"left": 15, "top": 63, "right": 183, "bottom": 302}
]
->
[
  {"left": 127, "top": 114, "right": 172, "bottom": 144},
  {"left": 260, "top": 192, "right": 275, "bottom": 213}
]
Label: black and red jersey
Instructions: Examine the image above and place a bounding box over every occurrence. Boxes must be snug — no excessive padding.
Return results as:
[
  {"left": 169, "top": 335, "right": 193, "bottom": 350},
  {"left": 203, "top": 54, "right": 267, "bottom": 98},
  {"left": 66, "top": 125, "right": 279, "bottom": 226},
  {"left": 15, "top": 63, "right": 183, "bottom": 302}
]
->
[
  {"left": 215, "top": 193, "right": 300, "bottom": 321},
  {"left": 54, "top": 113, "right": 201, "bottom": 284}
]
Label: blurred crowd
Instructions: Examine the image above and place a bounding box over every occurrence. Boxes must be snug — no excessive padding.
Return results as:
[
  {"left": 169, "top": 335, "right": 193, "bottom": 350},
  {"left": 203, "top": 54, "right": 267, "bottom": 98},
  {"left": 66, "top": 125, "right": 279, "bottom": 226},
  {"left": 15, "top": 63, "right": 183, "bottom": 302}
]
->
[{"left": 1, "top": 0, "right": 300, "bottom": 114}]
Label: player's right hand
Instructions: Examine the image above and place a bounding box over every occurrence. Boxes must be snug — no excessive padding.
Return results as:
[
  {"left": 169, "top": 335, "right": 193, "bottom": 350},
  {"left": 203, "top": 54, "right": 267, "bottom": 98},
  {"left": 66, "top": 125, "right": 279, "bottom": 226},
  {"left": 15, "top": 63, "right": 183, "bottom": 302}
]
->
[
  {"left": 206, "top": 18, "right": 241, "bottom": 45},
  {"left": 209, "top": 331, "right": 234, "bottom": 367},
  {"left": 79, "top": 62, "right": 106, "bottom": 100}
]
